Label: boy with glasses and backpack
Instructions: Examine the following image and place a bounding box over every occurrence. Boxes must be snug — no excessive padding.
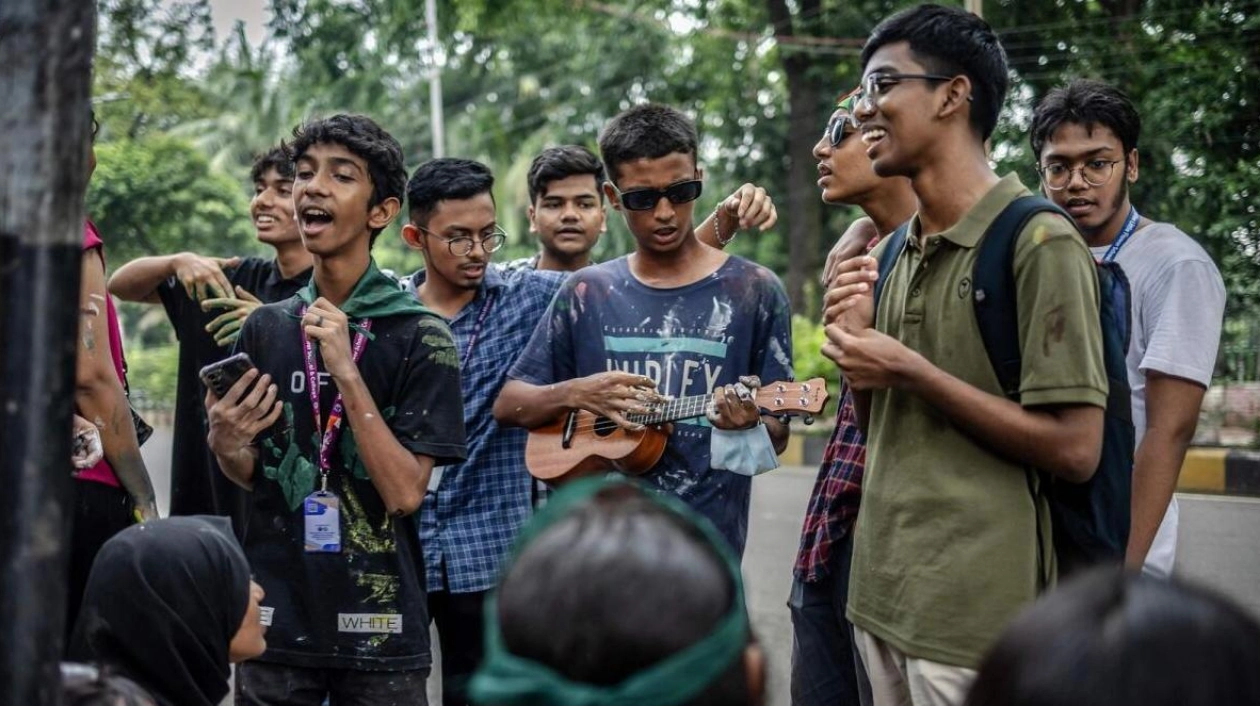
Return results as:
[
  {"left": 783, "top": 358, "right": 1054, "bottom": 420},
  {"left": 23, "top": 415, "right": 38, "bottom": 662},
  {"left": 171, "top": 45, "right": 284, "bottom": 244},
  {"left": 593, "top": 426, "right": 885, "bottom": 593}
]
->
[
  {"left": 1030, "top": 78, "right": 1226, "bottom": 578},
  {"left": 823, "top": 5, "right": 1109, "bottom": 703}
]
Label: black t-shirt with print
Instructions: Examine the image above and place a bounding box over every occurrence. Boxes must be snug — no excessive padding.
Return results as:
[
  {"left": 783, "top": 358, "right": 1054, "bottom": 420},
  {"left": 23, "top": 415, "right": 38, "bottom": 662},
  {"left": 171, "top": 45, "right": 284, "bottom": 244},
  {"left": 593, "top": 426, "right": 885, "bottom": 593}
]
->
[
  {"left": 237, "top": 296, "right": 467, "bottom": 671},
  {"left": 158, "top": 257, "right": 311, "bottom": 523}
]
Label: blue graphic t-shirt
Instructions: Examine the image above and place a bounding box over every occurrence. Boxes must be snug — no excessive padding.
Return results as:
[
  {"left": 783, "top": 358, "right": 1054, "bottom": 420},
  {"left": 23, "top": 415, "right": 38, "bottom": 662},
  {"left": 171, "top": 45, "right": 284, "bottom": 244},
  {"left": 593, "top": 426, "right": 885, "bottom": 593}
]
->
[{"left": 507, "top": 254, "right": 793, "bottom": 556}]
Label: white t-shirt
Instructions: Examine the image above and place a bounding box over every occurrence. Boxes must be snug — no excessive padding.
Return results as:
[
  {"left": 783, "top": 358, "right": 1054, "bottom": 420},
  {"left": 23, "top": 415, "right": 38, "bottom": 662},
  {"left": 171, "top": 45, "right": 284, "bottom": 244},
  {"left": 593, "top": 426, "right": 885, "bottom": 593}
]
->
[{"left": 1091, "top": 221, "right": 1226, "bottom": 577}]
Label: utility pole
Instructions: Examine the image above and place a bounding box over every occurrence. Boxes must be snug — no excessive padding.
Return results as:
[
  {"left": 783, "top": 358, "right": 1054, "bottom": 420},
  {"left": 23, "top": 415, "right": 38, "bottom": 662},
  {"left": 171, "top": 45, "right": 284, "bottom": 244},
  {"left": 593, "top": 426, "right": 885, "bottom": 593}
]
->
[
  {"left": 425, "top": 0, "right": 445, "bottom": 158},
  {"left": 966, "top": 0, "right": 984, "bottom": 18},
  {"left": 0, "top": 0, "right": 96, "bottom": 703}
]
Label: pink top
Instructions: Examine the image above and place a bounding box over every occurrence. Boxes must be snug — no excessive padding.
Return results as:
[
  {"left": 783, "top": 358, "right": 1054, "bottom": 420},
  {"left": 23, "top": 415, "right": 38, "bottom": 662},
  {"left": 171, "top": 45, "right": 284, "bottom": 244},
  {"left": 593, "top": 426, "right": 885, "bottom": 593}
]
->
[{"left": 77, "top": 221, "right": 124, "bottom": 488}]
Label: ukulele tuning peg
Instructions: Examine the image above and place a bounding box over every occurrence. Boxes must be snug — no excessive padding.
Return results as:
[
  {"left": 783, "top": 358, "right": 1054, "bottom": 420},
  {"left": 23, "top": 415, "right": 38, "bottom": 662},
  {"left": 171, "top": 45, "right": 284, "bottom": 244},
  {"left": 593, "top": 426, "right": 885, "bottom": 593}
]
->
[{"left": 803, "top": 415, "right": 815, "bottom": 425}]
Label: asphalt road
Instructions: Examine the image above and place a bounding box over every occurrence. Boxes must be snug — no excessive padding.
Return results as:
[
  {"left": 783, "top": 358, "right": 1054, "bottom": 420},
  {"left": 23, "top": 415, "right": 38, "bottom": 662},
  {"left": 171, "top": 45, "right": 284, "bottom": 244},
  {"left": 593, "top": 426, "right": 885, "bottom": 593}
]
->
[
  {"left": 141, "top": 431, "right": 1260, "bottom": 706},
  {"left": 743, "top": 466, "right": 1260, "bottom": 706}
]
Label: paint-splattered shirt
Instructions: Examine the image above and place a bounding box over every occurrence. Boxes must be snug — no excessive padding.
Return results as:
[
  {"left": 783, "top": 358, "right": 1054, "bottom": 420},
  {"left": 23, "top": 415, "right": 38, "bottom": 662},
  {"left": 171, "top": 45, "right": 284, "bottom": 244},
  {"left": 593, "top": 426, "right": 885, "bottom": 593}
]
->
[
  {"left": 508, "top": 255, "right": 794, "bottom": 557},
  {"left": 235, "top": 295, "right": 466, "bottom": 671}
]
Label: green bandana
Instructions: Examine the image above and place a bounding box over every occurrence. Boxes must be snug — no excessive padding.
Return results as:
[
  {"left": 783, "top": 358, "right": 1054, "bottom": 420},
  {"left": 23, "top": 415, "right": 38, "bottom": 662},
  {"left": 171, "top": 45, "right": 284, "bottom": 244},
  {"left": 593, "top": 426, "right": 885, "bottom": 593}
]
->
[
  {"left": 837, "top": 90, "right": 860, "bottom": 115},
  {"left": 297, "top": 259, "right": 434, "bottom": 334},
  {"left": 469, "top": 476, "right": 750, "bottom": 705}
]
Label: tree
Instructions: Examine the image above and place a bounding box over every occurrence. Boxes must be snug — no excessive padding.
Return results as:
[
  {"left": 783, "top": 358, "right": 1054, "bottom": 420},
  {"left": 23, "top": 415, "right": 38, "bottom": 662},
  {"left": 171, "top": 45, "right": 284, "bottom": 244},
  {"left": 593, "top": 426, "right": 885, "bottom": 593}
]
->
[{"left": 88, "top": 136, "right": 257, "bottom": 266}]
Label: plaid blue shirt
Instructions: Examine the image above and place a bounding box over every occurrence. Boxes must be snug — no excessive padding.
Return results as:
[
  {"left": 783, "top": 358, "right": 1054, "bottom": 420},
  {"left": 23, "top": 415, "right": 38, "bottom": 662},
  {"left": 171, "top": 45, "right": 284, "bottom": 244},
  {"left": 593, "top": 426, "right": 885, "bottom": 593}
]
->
[{"left": 405, "top": 264, "right": 568, "bottom": 593}]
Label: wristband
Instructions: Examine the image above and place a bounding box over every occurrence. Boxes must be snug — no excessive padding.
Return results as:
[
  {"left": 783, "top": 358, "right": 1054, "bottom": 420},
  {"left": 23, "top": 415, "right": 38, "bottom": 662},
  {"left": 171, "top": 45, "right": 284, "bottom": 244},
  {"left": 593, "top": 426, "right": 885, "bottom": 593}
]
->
[{"left": 713, "top": 206, "right": 736, "bottom": 246}]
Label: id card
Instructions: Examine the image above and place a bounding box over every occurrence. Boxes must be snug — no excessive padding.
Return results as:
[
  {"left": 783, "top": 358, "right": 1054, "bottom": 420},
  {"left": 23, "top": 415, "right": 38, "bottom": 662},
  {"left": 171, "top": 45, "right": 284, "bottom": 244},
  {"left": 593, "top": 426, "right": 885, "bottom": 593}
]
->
[{"left": 304, "top": 491, "right": 341, "bottom": 553}]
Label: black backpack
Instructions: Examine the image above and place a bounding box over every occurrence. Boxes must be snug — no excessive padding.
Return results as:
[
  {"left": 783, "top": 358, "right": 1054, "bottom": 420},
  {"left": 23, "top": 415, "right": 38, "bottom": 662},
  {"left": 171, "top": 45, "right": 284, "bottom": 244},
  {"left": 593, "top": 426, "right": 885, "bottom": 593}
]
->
[{"left": 873, "top": 196, "right": 1134, "bottom": 574}]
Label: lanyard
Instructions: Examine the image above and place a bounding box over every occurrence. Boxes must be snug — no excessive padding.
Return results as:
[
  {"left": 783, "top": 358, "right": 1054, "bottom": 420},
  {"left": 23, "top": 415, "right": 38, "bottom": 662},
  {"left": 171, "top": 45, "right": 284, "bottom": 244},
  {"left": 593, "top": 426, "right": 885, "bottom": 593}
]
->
[
  {"left": 1101, "top": 207, "right": 1141, "bottom": 264},
  {"left": 301, "top": 307, "right": 372, "bottom": 489},
  {"left": 460, "top": 293, "right": 496, "bottom": 375}
]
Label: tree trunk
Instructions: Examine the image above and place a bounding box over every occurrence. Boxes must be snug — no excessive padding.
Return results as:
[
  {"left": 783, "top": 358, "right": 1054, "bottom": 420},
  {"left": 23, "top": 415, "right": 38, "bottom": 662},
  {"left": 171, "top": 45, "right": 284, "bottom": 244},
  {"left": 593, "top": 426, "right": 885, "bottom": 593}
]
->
[
  {"left": 765, "top": 0, "right": 825, "bottom": 316},
  {"left": 783, "top": 66, "right": 823, "bottom": 316},
  {"left": 0, "top": 0, "right": 96, "bottom": 703}
]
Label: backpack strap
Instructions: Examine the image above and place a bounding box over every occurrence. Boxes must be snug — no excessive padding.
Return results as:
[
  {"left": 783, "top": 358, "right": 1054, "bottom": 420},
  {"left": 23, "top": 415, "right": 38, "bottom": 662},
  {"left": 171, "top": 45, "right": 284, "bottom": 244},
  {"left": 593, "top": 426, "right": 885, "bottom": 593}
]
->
[
  {"left": 872, "top": 221, "right": 911, "bottom": 314},
  {"left": 971, "top": 195, "right": 1071, "bottom": 400}
]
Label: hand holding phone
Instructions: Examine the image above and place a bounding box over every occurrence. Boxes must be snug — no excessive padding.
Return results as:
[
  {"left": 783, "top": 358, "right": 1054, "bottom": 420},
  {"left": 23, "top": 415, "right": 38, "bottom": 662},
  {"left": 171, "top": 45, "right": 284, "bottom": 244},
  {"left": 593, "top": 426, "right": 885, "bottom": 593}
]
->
[{"left": 199, "top": 352, "right": 254, "bottom": 399}]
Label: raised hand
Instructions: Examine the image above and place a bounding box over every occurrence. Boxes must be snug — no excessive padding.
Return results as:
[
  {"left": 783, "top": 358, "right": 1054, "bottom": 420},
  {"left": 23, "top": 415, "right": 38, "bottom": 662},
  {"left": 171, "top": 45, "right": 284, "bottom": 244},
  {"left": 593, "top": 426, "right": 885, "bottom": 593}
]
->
[
  {"left": 302, "top": 298, "right": 357, "bottom": 381},
  {"left": 720, "top": 183, "right": 778, "bottom": 232},
  {"left": 173, "top": 253, "right": 241, "bottom": 302},
  {"left": 202, "top": 286, "right": 265, "bottom": 347}
]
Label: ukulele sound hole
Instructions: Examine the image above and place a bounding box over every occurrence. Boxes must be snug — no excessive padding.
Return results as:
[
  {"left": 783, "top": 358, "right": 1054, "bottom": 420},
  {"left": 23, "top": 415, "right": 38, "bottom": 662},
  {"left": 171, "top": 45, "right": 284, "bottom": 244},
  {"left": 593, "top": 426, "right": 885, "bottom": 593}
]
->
[{"left": 593, "top": 417, "right": 620, "bottom": 437}]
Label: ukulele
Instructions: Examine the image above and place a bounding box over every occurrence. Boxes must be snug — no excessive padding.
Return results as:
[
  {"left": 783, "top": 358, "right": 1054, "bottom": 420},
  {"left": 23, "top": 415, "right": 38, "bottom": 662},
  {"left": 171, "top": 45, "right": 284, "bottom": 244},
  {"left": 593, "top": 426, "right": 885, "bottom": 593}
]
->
[{"left": 525, "top": 378, "right": 828, "bottom": 485}]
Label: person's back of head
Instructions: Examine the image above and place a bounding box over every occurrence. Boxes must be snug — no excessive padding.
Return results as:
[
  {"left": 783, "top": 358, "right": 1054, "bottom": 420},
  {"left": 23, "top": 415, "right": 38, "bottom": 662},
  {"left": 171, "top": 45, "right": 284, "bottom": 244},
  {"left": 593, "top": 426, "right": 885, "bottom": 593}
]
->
[
  {"left": 969, "top": 567, "right": 1260, "bottom": 704},
  {"left": 471, "top": 478, "right": 763, "bottom": 705},
  {"left": 861, "top": 3, "right": 1008, "bottom": 141},
  {"left": 72, "top": 516, "right": 258, "bottom": 706},
  {"left": 597, "top": 103, "right": 698, "bottom": 185}
]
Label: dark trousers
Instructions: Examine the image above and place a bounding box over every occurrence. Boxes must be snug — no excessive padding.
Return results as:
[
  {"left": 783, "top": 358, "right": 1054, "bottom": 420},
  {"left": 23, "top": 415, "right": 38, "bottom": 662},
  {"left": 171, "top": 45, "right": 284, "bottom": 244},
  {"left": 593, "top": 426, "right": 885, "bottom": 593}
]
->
[
  {"left": 236, "top": 660, "right": 429, "bottom": 706},
  {"left": 428, "top": 589, "right": 487, "bottom": 706},
  {"left": 66, "top": 479, "right": 134, "bottom": 649},
  {"left": 788, "top": 530, "right": 870, "bottom": 705}
]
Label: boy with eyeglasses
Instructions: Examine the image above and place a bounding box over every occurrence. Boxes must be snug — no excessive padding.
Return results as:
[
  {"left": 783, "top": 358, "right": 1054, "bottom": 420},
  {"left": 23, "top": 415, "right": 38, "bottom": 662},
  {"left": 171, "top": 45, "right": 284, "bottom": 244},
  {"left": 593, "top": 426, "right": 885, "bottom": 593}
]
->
[
  {"left": 792, "top": 88, "right": 917, "bottom": 706},
  {"left": 823, "top": 5, "right": 1108, "bottom": 703},
  {"left": 494, "top": 103, "right": 794, "bottom": 559},
  {"left": 398, "top": 157, "right": 570, "bottom": 705},
  {"left": 1030, "top": 78, "right": 1225, "bottom": 578}
]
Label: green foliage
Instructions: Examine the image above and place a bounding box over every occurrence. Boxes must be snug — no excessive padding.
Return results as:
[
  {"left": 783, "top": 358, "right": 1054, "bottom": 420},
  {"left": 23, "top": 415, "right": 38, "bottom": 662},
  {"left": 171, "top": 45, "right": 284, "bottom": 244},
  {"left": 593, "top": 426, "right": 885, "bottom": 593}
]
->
[
  {"left": 124, "top": 342, "right": 179, "bottom": 407},
  {"left": 87, "top": 0, "right": 1260, "bottom": 391},
  {"left": 88, "top": 136, "right": 258, "bottom": 266},
  {"left": 792, "top": 314, "right": 839, "bottom": 417}
]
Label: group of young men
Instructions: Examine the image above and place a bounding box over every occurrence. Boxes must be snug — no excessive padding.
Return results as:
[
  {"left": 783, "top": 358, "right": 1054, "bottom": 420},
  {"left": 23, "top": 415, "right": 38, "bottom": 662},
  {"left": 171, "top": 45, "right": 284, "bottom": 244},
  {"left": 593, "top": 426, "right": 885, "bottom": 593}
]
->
[
  {"left": 89, "top": 3, "right": 1225, "bottom": 706},
  {"left": 106, "top": 100, "right": 783, "bottom": 702}
]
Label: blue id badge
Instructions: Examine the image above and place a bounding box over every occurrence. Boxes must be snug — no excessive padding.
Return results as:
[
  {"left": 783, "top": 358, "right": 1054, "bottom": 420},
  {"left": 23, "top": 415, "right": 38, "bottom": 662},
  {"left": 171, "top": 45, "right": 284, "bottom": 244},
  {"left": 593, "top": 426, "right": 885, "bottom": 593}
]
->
[{"left": 304, "top": 491, "right": 341, "bottom": 553}]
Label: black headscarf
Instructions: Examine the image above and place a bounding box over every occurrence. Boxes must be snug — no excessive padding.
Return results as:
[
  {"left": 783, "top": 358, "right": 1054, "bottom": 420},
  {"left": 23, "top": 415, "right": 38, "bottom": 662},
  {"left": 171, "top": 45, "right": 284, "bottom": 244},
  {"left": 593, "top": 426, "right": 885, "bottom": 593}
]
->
[{"left": 71, "top": 516, "right": 251, "bottom": 705}]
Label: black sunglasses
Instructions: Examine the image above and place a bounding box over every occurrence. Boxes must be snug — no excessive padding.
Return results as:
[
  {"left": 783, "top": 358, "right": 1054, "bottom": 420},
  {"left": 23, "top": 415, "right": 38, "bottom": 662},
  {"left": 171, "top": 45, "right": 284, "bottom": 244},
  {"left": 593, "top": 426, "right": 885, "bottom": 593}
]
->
[
  {"left": 616, "top": 179, "right": 703, "bottom": 211},
  {"left": 826, "top": 113, "right": 858, "bottom": 147}
]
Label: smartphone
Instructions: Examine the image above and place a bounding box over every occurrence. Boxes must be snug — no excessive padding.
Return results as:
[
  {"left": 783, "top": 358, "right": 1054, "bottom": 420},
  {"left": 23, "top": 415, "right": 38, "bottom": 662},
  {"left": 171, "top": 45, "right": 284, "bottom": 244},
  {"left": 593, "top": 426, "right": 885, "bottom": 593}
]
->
[{"left": 199, "top": 352, "right": 254, "bottom": 399}]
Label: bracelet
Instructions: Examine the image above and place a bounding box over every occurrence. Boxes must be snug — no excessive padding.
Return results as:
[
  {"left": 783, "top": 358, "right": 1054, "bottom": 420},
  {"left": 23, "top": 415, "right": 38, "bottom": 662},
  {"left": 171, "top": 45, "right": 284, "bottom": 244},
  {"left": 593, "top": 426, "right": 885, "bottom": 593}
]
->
[{"left": 713, "top": 206, "right": 736, "bottom": 246}]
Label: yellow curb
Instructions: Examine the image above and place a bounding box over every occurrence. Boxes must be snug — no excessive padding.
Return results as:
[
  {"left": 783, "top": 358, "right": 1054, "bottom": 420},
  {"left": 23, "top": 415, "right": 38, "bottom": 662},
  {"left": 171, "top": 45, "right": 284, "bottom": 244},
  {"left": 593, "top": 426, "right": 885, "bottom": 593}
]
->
[
  {"left": 1178, "top": 448, "right": 1229, "bottom": 493},
  {"left": 780, "top": 435, "right": 805, "bottom": 467}
]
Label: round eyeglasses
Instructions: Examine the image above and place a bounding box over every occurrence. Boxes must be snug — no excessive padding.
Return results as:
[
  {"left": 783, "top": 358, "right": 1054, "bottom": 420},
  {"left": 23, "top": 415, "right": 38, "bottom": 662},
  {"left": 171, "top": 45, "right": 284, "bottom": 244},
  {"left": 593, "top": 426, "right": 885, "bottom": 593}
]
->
[
  {"left": 1037, "top": 160, "right": 1123, "bottom": 191},
  {"left": 420, "top": 226, "right": 508, "bottom": 256}
]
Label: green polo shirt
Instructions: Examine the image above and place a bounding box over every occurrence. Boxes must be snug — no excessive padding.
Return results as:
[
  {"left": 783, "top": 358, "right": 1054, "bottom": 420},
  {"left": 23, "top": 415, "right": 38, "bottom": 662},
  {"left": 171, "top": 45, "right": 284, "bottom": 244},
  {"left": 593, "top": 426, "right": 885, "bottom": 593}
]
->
[{"left": 847, "top": 174, "right": 1108, "bottom": 668}]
